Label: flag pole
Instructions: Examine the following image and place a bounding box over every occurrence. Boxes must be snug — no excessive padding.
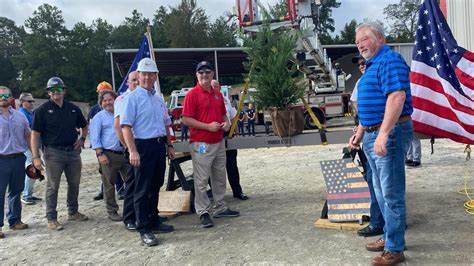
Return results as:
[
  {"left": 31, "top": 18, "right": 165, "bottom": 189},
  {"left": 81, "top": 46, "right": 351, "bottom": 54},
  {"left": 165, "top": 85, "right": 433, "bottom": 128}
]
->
[{"left": 146, "top": 25, "right": 162, "bottom": 96}]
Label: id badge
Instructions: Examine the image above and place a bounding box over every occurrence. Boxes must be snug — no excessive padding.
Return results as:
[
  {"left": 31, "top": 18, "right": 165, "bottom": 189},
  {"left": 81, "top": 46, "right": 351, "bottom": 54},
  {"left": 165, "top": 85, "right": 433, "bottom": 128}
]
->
[{"left": 198, "top": 143, "right": 207, "bottom": 154}]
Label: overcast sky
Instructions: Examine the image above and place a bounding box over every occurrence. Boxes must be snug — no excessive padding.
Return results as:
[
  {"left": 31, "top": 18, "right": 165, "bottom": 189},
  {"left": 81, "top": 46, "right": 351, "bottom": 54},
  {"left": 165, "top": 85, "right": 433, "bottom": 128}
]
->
[{"left": 0, "top": 0, "right": 399, "bottom": 35}]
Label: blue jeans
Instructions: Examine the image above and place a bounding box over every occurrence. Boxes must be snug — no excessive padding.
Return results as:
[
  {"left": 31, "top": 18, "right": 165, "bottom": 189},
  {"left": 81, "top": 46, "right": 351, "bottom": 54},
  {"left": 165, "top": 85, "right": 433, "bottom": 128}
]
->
[
  {"left": 23, "top": 149, "right": 36, "bottom": 199},
  {"left": 181, "top": 125, "right": 189, "bottom": 141},
  {"left": 406, "top": 136, "right": 421, "bottom": 162},
  {"left": 363, "top": 120, "right": 413, "bottom": 253},
  {"left": 365, "top": 164, "right": 384, "bottom": 229},
  {"left": 237, "top": 121, "right": 244, "bottom": 136},
  {"left": 0, "top": 155, "right": 26, "bottom": 227},
  {"left": 247, "top": 120, "right": 255, "bottom": 136}
]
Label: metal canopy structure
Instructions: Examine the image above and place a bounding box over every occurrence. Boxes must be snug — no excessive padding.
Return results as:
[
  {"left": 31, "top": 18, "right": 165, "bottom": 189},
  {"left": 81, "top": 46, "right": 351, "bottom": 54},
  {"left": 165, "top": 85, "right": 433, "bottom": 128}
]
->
[
  {"left": 105, "top": 47, "right": 248, "bottom": 89},
  {"left": 104, "top": 46, "right": 359, "bottom": 89},
  {"left": 105, "top": 44, "right": 413, "bottom": 90}
]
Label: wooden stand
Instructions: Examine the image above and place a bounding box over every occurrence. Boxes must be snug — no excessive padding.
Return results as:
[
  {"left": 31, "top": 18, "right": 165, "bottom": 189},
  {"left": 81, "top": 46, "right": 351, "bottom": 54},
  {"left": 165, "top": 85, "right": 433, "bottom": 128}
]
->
[{"left": 314, "top": 218, "right": 368, "bottom": 231}]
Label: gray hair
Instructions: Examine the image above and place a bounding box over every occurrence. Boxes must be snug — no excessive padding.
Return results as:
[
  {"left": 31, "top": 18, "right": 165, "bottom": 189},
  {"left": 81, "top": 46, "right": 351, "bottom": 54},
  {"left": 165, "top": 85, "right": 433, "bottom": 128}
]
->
[
  {"left": 0, "top": 86, "right": 12, "bottom": 95},
  {"left": 19, "top": 93, "right": 33, "bottom": 102},
  {"left": 356, "top": 22, "right": 385, "bottom": 39}
]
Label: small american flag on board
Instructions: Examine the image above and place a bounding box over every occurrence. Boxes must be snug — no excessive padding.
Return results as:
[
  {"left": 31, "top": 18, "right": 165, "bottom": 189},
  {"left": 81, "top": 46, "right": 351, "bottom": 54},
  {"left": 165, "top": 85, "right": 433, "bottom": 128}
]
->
[{"left": 320, "top": 159, "right": 370, "bottom": 222}]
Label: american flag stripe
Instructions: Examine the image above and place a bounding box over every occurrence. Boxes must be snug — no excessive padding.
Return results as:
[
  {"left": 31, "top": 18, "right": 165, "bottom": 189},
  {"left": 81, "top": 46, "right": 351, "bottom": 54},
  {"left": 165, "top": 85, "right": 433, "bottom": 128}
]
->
[
  {"left": 328, "top": 203, "right": 371, "bottom": 210},
  {"left": 327, "top": 191, "right": 371, "bottom": 200},
  {"left": 327, "top": 208, "right": 371, "bottom": 215},
  {"left": 328, "top": 214, "right": 367, "bottom": 221},
  {"left": 410, "top": 0, "right": 474, "bottom": 145},
  {"left": 346, "top": 182, "right": 369, "bottom": 188},
  {"left": 328, "top": 197, "right": 371, "bottom": 204},
  {"left": 411, "top": 62, "right": 474, "bottom": 112}
]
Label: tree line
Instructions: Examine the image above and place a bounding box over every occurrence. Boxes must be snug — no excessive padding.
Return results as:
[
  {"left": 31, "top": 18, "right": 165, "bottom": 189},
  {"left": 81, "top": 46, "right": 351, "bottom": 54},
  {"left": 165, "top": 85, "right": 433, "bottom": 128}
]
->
[{"left": 0, "top": 0, "right": 420, "bottom": 103}]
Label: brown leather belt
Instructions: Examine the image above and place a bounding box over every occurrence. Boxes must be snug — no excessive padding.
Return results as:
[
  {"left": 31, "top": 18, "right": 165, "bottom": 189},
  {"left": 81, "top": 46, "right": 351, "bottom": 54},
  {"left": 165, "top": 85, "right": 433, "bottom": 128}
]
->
[{"left": 364, "top": 116, "right": 411, "bottom": 133}]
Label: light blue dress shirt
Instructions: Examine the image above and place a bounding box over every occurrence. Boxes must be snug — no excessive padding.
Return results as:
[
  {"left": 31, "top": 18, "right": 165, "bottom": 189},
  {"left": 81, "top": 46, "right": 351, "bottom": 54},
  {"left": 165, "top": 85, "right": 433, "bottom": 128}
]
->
[
  {"left": 0, "top": 107, "right": 30, "bottom": 155},
  {"left": 90, "top": 110, "right": 123, "bottom": 151},
  {"left": 114, "top": 89, "right": 130, "bottom": 118},
  {"left": 120, "top": 86, "right": 171, "bottom": 139}
]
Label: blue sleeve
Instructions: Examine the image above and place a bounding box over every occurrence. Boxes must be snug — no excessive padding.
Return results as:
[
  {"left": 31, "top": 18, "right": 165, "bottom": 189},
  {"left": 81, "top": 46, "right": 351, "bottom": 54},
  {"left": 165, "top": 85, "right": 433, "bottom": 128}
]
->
[
  {"left": 380, "top": 55, "right": 410, "bottom": 96},
  {"left": 120, "top": 94, "right": 136, "bottom": 127},
  {"left": 89, "top": 114, "right": 103, "bottom": 150}
]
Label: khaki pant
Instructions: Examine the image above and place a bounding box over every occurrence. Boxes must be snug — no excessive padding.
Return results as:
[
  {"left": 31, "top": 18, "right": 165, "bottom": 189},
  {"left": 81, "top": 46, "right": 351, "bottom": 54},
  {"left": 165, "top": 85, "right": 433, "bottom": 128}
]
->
[
  {"left": 101, "top": 151, "right": 130, "bottom": 213},
  {"left": 189, "top": 140, "right": 227, "bottom": 216}
]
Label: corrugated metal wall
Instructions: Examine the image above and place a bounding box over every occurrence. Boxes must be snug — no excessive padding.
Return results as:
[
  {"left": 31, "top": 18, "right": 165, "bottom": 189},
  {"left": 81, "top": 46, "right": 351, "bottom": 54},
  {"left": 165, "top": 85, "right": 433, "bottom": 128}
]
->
[{"left": 446, "top": 0, "right": 474, "bottom": 51}]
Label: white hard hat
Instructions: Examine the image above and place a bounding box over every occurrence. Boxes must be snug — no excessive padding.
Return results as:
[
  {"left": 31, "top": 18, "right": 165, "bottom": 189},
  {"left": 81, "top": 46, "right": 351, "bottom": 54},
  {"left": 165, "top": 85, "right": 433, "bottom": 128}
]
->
[{"left": 137, "top": 58, "right": 159, "bottom": 73}]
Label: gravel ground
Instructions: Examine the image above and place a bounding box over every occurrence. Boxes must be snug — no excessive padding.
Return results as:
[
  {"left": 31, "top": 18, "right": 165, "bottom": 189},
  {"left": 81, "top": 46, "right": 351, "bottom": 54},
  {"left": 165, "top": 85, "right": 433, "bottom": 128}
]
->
[{"left": 1, "top": 138, "right": 473, "bottom": 264}]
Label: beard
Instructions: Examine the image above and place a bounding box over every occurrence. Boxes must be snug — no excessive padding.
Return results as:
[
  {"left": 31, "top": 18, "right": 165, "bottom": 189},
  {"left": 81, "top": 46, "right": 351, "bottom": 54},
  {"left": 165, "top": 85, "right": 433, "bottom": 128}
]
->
[{"left": 0, "top": 100, "right": 11, "bottom": 108}]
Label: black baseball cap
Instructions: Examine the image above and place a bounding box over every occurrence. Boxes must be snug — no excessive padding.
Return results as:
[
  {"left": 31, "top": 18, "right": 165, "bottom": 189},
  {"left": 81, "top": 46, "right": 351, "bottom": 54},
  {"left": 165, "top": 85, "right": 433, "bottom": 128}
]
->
[
  {"left": 195, "top": 61, "right": 214, "bottom": 72},
  {"left": 352, "top": 55, "right": 365, "bottom": 64}
]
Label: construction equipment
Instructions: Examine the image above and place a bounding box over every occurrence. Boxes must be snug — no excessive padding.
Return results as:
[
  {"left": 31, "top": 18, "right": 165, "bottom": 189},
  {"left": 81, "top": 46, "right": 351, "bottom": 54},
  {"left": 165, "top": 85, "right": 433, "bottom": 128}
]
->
[{"left": 236, "top": 0, "right": 353, "bottom": 130}]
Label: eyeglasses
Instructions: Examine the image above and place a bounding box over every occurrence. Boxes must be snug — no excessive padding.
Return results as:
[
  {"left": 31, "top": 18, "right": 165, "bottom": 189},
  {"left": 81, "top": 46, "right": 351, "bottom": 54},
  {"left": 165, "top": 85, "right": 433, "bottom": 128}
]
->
[
  {"left": 49, "top": 87, "right": 63, "bottom": 93},
  {"left": 197, "top": 70, "right": 213, "bottom": 75},
  {"left": 0, "top": 93, "right": 11, "bottom": 99}
]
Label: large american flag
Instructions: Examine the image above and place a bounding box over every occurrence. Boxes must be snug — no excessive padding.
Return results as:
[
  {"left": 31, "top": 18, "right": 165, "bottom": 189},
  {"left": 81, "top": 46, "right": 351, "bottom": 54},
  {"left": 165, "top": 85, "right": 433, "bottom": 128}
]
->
[
  {"left": 117, "top": 34, "right": 152, "bottom": 95},
  {"left": 410, "top": 0, "right": 474, "bottom": 144}
]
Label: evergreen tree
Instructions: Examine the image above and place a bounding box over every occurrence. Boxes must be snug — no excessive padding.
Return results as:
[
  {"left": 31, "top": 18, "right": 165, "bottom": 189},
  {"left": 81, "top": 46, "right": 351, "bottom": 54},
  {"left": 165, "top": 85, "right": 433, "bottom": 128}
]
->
[
  {"left": 315, "top": 0, "right": 341, "bottom": 45},
  {"left": 208, "top": 16, "right": 238, "bottom": 47},
  {"left": 164, "top": 0, "right": 209, "bottom": 48},
  {"left": 16, "top": 4, "right": 69, "bottom": 97},
  {"left": 0, "top": 17, "right": 25, "bottom": 93},
  {"left": 383, "top": 0, "right": 421, "bottom": 42},
  {"left": 243, "top": 17, "right": 304, "bottom": 109}
]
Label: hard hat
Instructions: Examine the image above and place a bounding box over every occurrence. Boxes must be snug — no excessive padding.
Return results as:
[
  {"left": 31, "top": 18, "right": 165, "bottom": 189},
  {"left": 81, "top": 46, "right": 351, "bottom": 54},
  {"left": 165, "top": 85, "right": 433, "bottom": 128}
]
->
[
  {"left": 137, "top": 58, "right": 158, "bottom": 73},
  {"left": 46, "top": 77, "right": 66, "bottom": 89},
  {"left": 96, "top": 81, "right": 113, "bottom": 92},
  {"left": 25, "top": 164, "right": 45, "bottom": 181}
]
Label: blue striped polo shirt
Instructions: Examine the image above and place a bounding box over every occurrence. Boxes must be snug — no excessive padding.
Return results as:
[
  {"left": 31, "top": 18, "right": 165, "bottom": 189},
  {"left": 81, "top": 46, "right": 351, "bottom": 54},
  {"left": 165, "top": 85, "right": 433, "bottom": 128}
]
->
[{"left": 357, "top": 44, "right": 413, "bottom": 127}]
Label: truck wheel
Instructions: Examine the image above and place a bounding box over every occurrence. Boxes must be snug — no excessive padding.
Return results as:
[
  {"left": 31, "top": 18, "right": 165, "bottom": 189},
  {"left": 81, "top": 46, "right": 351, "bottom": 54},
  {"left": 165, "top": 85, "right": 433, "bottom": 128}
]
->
[{"left": 304, "top": 111, "right": 324, "bottom": 129}]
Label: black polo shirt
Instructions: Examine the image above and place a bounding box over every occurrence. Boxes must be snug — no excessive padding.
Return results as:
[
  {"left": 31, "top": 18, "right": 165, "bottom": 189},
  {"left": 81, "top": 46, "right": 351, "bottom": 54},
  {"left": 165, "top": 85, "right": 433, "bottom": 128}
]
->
[{"left": 32, "top": 100, "right": 87, "bottom": 146}]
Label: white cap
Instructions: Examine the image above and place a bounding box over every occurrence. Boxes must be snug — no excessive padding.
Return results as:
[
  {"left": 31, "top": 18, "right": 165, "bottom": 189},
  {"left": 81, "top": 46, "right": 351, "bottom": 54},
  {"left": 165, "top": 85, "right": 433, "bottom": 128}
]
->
[{"left": 137, "top": 58, "right": 158, "bottom": 73}]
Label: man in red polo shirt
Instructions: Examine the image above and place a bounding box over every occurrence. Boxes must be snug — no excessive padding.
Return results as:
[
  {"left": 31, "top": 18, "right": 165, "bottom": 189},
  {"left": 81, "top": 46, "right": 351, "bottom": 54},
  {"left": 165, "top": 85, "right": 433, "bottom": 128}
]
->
[{"left": 182, "top": 61, "right": 240, "bottom": 228}]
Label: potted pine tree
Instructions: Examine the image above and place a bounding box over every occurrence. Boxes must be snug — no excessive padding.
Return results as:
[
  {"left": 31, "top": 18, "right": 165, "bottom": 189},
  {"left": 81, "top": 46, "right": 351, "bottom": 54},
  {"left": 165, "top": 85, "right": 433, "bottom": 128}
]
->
[{"left": 243, "top": 20, "right": 305, "bottom": 137}]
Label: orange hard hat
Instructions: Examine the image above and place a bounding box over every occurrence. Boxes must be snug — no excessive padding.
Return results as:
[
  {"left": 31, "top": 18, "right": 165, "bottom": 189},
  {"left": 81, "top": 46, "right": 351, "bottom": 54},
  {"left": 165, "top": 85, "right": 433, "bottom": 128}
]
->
[{"left": 96, "top": 81, "right": 113, "bottom": 92}]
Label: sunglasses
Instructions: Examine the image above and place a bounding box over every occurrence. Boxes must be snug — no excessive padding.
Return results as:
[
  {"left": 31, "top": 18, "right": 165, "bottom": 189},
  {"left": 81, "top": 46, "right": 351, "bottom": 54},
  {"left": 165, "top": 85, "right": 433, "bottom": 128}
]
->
[
  {"left": 0, "top": 93, "right": 11, "bottom": 99},
  {"left": 197, "top": 70, "right": 213, "bottom": 75},
  {"left": 26, "top": 100, "right": 35, "bottom": 103},
  {"left": 49, "top": 87, "right": 64, "bottom": 93},
  {"left": 358, "top": 62, "right": 366, "bottom": 67}
]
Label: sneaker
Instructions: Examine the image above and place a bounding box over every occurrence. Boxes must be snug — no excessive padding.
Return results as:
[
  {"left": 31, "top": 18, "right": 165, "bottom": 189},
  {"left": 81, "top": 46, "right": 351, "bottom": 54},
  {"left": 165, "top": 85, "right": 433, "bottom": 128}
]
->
[
  {"left": 68, "top": 212, "right": 89, "bottom": 221},
  {"left": 213, "top": 208, "right": 240, "bottom": 218},
  {"left": 21, "top": 197, "right": 36, "bottom": 205},
  {"left": 30, "top": 196, "right": 43, "bottom": 201},
  {"left": 108, "top": 212, "right": 122, "bottom": 221},
  {"left": 9, "top": 222, "right": 28, "bottom": 230},
  {"left": 405, "top": 159, "right": 413, "bottom": 166},
  {"left": 200, "top": 213, "right": 214, "bottom": 228},
  {"left": 411, "top": 161, "right": 421, "bottom": 167},
  {"left": 47, "top": 220, "right": 64, "bottom": 231},
  {"left": 0, "top": 227, "right": 4, "bottom": 238}
]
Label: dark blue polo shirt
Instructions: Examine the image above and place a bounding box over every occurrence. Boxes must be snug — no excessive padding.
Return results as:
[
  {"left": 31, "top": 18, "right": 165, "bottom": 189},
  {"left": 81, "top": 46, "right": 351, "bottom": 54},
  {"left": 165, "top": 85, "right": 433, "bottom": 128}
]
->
[{"left": 357, "top": 45, "right": 413, "bottom": 127}]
